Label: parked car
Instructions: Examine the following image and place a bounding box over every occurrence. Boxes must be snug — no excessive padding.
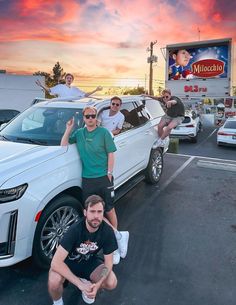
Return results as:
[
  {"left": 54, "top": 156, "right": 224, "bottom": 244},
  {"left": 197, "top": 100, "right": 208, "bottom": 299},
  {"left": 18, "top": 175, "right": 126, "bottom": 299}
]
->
[
  {"left": 217, "top": 116, "right": 236, "bottom": 146},
  {"left": 170, "top": 110, "right": 202, "bottom": 143},
  {"left": 0, "top": 109, "right": 20, "bottom": 127},
  {"left": 0, "top": 95, "right": 169, "bottom": 268}
]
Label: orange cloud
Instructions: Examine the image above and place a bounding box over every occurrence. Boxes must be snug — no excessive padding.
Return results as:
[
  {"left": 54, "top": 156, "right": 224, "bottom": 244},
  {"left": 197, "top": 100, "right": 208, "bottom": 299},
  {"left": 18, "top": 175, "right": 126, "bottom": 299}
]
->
[{"left": 0, "top": 0, "right": 235, "bottom": 86}]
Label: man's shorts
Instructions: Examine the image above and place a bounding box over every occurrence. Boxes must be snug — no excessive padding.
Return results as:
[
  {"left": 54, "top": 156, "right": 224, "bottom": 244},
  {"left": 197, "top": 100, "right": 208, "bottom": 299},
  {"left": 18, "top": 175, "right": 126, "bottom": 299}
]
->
[
  {"left": 82, "top": 175, "right": 115, "bottom": 212},
  {"left": 66, "top": 256, "right": 104, "bottom": 281},
  {"left": 162, "top": 114, "right": 184, "bottom": 126}
]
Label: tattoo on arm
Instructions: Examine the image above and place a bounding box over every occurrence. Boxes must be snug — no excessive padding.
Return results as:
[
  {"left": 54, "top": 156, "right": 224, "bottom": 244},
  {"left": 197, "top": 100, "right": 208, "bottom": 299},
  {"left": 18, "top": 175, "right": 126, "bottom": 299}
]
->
[{"left": 101, "top": 266, "right": 109, "bottom": 278}]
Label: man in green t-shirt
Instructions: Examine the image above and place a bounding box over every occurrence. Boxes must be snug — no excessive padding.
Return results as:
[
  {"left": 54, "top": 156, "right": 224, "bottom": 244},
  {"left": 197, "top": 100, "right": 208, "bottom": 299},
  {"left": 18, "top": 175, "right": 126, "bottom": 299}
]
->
[{"left": 61, "top": 106, "right": 129, "bottom": 265}]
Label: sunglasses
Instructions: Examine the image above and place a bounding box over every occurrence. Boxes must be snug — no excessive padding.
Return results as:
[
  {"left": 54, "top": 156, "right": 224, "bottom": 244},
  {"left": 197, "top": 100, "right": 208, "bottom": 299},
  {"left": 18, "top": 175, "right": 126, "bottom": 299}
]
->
[
  {"left": 84, "top": 114, "right": 96, "bottom": 119},
  {"left": 111, "top": 103, "right": 120, "bottom": 107},
  {"left": 163, "top": 95, "right": 170, "bottom": 99}
]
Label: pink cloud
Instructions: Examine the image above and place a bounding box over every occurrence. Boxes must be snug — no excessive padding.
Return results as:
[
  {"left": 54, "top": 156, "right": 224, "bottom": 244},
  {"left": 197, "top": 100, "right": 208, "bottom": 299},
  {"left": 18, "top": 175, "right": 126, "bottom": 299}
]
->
[{"left": 212, "top": 12, "right": 222, "bottom": 22}]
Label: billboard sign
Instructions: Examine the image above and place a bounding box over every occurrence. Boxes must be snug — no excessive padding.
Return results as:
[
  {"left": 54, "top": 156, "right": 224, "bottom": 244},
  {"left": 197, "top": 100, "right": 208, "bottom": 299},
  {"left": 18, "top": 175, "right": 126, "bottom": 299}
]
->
[{"left": 168, "top": 44, "right": 229, "bottom": 81}]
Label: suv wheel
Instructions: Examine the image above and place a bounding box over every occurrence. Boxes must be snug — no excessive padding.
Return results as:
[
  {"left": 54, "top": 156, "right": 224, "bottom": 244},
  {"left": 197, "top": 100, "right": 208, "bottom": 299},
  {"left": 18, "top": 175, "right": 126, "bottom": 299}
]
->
[
  {"left": 145, "top": 148, "right": 163, "bottom": 184},
  {"left": 32, "top": 194, "right": 83, "bottom": 269}
]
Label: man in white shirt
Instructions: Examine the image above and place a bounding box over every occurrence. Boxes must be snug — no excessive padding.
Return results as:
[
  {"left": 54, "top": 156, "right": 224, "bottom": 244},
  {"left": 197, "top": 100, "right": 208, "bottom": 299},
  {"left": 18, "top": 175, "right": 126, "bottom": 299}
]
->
[
  {"left": 36, "top": 73, "right": 102, "bottom": 98},
  {"left": 98, "top": 96, "right": 125, "bottom": 135}
]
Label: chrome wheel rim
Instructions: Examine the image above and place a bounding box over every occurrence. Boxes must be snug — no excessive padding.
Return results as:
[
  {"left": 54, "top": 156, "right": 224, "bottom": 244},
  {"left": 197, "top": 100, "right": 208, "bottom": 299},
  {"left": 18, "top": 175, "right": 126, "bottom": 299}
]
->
[
  {"left": 151, "top": 151, "right": 163, "bottom": 181},
  {"left": 40, "top": 206, "right": 80, "bottom": 258}
]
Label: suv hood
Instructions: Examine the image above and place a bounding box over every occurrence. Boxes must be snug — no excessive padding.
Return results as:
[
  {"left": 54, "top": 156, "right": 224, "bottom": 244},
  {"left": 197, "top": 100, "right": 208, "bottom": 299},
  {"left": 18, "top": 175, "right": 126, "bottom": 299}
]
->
[{"left": 0, "top": 141, "right": 67, "bottom": 187}]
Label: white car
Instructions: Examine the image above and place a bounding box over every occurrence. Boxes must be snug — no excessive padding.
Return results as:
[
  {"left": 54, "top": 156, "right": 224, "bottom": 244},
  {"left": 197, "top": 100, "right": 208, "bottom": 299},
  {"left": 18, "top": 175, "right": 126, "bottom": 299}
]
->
[
  {"left": 170, "top": 110, "right": 202, "bottom": 143},
  {"left": 217, "top": 116, "right": 236, "bottom": 146},
  {"left": 0, "top": 95, "right": 168, "bottom": 268}
]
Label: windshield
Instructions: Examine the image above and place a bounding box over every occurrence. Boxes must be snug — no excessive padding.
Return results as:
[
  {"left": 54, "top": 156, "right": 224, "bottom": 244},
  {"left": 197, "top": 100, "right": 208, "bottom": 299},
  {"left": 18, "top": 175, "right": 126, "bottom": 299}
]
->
[
  {"left": 0, "top": 106, "right": 84, "bottom": 146},
  {"left": 224, "top": 121, "right": 236, "bottom": 129}
]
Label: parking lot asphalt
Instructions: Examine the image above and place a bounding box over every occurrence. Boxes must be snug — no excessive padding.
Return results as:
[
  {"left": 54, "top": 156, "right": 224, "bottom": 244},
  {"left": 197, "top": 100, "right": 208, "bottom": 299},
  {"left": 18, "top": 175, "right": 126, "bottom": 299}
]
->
[{"left": 0, "top": 153, "right": 236, "bottom": 305}]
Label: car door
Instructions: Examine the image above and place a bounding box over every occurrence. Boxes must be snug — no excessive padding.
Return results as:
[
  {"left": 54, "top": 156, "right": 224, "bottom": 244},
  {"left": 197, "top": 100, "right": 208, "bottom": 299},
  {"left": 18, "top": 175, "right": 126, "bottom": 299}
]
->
[{"left": 114, "top": 100, "right": 155, "bottom": 187}]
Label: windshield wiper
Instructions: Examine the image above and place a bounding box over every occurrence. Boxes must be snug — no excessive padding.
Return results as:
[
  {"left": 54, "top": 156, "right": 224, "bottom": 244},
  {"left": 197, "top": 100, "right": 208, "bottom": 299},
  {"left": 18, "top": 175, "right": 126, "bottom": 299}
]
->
[
  {"left": 0, "top": 135, "right": 11, "bottom": 141},
  {"left": 16, "top": 137, "right": 48, "bottom": 145}
]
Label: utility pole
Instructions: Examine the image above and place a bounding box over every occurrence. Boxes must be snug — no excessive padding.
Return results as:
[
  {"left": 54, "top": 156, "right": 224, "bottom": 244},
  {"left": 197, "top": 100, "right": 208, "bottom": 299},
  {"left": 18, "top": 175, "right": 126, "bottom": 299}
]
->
[
  {"left": 197, "top": 27, "right": 201, "bottom": 41},
  {"left": 147, "top": 40, "right": 157, "bottom": 95}
]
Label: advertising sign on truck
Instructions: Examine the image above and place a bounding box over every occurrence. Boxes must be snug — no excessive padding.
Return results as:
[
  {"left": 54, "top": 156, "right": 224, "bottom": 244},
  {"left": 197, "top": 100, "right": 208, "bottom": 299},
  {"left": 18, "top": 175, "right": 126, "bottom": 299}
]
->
[{"left": 165, "top": 38, "right": 232, "bottom": 98}]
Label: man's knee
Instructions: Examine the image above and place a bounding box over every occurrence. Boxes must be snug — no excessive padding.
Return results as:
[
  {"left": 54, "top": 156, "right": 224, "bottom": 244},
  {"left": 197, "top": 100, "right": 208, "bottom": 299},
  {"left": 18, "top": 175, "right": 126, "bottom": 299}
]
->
[
  {"left": 106, "top": 207, "right": 116, "bottom": 217},
  {"left": 48, "top": 269, "right": 64, "bottom": 292},
  {"left": 102, "top": 272, "right": 117, "bottom": 290}
]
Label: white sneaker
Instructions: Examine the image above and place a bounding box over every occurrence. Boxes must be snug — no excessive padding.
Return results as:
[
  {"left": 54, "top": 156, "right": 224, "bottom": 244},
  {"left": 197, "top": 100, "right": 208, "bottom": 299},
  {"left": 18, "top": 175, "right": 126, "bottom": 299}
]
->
[
  {"left": 157, "top": 138, "right": 165, "bottom": 146},
  {"left": 116, "top": 231, "right": 129, "bottom": 258},
  {"left": 113, "top": 249, "right": 120, "bottom": 264},
  {"left": 80, "top": 278, "right": 95, "bottom": 304}
]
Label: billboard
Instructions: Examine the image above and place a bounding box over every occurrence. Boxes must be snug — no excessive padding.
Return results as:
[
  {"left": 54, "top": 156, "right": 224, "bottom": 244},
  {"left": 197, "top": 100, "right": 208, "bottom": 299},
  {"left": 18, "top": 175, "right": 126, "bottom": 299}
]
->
[
  {"left": 165, "top": 38, "right": 232, "bottom": 97},
  {"left": 168, "top": 44, "right": 229, "bottom": 81}
]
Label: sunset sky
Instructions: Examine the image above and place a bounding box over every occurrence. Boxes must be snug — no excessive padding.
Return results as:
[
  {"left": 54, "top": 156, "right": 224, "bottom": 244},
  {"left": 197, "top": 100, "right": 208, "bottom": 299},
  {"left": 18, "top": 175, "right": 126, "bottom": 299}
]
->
[{"left": 0, "top": 0, "right": 235, "bottom": 92}]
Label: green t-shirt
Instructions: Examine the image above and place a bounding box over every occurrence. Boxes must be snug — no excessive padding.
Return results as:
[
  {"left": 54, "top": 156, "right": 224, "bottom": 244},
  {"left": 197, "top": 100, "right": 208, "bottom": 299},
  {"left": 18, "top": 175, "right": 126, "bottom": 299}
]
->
[{"left": 69, "top": 126, "right": 117, "bottom": 178}]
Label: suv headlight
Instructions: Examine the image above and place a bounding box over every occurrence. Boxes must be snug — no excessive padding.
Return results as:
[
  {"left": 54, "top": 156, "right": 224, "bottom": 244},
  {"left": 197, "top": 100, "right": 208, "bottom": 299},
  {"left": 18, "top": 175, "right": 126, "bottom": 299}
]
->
[{"left": 0, "top": 183, "right": 28, "bottom": 203}]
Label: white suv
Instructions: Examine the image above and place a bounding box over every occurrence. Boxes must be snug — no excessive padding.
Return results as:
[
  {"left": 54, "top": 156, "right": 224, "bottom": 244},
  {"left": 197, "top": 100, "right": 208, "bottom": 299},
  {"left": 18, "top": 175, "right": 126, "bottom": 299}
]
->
[
  {"left": 0, "top": 95, "right": 168, "bottom": 268},
  {"left": 170, "top": 110, "right": 202, "bottom": 143}
]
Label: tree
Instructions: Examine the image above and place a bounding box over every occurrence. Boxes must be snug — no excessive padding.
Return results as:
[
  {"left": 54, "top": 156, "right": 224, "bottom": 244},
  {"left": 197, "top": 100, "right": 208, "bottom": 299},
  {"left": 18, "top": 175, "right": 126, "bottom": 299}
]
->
[
  {"left": 123, "top": 86, "right": 145, "bottom": 95},
  {"left": 52, "top": 62, "right": 65, "bottom": 84},
  {"left": 34, "top": 62, "right": 66, "bottom": 98}
]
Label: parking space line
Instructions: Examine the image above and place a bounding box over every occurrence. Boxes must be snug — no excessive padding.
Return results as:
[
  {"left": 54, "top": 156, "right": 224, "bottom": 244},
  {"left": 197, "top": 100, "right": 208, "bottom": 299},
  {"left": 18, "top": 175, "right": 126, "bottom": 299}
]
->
[
  {"left": 197, "top": 160, "right": 236, "bottom": 172},
  {"left": 168, "top": 152, "right": 236, "bottom": 164},
  {"left": 158, "top": 156, "right": 195, "bottom": 192}
]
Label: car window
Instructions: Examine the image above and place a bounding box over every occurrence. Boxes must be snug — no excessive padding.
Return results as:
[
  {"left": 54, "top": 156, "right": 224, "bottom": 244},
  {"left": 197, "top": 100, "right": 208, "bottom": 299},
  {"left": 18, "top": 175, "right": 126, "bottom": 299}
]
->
[
  {"left": 120, "top": 102, "right": 148, "bottom": 132},
  {"left": 224, "top": 121, "right": 236, "bottom": 129},
  {"left": 144, "top": 99, "right": 165, "bottom": 118},
  {"left": 0, "top": 109, "right": 20, "bottom": 124},
  {"left": 182, "top": 116, "right": 191, "bottom": 124},
  {"left": 134, "top": 102, "right": 150, "bottom": 124}
]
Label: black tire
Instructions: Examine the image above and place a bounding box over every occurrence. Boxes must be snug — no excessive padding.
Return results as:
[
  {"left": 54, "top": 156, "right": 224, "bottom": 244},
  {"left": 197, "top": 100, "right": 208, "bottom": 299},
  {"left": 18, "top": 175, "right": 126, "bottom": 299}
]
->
[
  {"left": 32, "top": 194, "right": 83, "bottom": 269},
  {"left": 145, "top": 148, "right": 163, "bottom": 184}
]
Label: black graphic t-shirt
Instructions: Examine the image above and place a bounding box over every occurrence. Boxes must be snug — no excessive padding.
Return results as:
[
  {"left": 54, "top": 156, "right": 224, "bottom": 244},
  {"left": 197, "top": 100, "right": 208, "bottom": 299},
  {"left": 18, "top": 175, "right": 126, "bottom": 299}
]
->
[{"left": 60, "top": 219, "right": 118, "bottom": 262}]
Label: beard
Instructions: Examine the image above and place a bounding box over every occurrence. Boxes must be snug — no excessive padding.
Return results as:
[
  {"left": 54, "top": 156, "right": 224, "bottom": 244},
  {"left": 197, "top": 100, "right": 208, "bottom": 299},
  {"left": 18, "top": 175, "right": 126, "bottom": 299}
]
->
[{"left": 87, "top": 218, "right": 102, "bottom": 229}]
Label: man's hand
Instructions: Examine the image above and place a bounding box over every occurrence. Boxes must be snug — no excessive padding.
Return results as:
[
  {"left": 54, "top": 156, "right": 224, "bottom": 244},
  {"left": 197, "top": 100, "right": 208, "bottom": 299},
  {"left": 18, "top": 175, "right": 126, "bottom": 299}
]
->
[
  {"left": 107, "top": 173, "right": 113, "bottom": 182},
  {"left": 96, "top": 86, "right": 103, "bottom": 91},
  {"left": 66, "top": 117, "right": 75, "bottom": 132},
  {"left": 85, "top": 283, "right": 99, "bottom": 299},
  {"left": 166, "top": 100, "right": 176, "bottom": 108}
]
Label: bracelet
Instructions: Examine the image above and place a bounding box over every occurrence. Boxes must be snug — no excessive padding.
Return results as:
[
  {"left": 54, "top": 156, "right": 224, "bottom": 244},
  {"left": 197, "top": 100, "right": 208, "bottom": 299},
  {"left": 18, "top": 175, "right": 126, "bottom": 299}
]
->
[{"left": 107, "top": 171, "right": 113, "bottom": 175}]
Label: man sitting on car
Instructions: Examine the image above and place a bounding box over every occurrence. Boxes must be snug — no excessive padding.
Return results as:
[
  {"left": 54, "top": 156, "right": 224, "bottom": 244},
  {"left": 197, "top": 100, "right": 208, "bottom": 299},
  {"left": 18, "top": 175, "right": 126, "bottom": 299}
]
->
[{"left": 144, "top": 89, "right": 185, "bottom": 146}]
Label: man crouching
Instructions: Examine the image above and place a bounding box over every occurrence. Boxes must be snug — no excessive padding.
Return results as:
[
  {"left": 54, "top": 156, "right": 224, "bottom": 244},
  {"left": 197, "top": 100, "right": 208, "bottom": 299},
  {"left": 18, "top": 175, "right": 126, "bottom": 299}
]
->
[{"left": 48, "top": 195, "right": 118, "bottom": 304}]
